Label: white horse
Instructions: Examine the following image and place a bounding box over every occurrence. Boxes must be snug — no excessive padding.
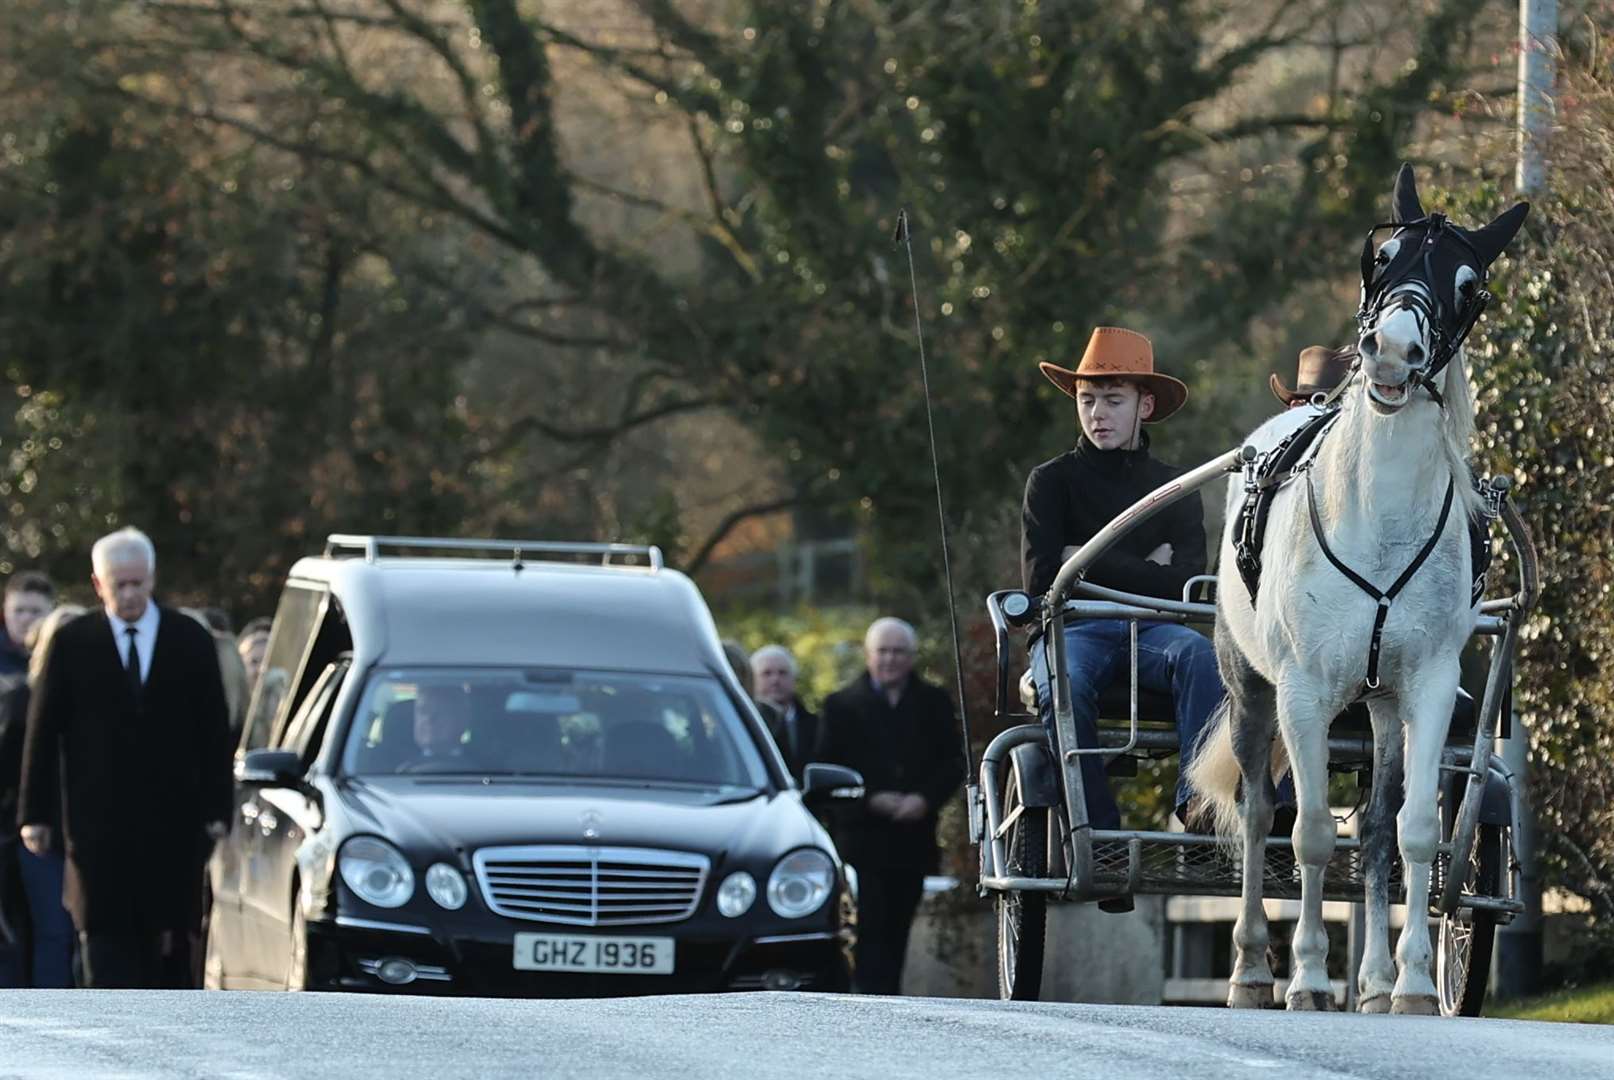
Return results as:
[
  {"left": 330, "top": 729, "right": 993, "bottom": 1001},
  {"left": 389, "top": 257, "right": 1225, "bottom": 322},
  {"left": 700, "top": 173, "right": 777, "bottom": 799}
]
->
[{"left": 1188, "top": 165, "right": 1528, "bottom": 1013}]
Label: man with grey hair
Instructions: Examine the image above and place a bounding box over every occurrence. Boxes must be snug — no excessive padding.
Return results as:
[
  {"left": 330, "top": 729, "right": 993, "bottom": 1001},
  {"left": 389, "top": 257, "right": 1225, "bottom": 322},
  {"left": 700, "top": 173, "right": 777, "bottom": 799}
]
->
[
  {"left": 750, "top": 644, "right": 822, "bottom": 783},
  {"left": 820, "top": 616, "right": 962, "bottom": 995},
  {"left": 18, "top": 526, "right": 233, "bottom": 988}
]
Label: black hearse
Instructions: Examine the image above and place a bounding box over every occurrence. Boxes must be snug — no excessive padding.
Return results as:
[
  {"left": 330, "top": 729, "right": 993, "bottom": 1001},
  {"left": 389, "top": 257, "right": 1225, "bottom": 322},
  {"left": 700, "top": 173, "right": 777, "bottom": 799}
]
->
[{"left": 204, "top": 536, "right": 859, "bottom": 996}]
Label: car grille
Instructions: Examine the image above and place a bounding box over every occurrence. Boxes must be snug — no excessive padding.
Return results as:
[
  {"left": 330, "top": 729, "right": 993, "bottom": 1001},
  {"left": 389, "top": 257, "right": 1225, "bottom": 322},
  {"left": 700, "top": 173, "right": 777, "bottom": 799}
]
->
[{"left": 472, "top": 845, "right": 709, "bottom": 926}]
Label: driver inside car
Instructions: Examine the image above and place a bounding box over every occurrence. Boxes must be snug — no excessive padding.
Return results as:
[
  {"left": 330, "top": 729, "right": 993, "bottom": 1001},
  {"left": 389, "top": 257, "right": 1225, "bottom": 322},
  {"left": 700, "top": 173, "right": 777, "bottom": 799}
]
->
[
  {"left": 1022, "top": 327, "right": 1294, "bottom": 844},
  {"left": 403, "top": 683, "right": 474, "bottom": 770}
]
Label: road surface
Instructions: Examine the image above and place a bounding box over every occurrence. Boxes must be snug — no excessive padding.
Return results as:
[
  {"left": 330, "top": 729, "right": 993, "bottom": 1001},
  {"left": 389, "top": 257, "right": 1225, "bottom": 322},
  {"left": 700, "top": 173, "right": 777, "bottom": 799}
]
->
[{"left": 1, "top": 991, "right": 1609, "bottom": 1079}]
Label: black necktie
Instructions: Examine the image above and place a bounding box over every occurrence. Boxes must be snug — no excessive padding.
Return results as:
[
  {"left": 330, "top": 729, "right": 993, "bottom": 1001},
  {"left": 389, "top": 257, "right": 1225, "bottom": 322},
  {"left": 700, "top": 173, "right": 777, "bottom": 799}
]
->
[{"left": 124, "top": 626, "right": 142, "bottom": 699}]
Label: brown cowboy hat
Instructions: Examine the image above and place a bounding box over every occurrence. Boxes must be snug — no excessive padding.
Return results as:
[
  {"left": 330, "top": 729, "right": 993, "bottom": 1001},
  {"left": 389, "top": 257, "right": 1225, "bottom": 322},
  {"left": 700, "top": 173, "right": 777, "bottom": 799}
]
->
[
  {"left": 1038, "top": 327, "right": 1187, "bottom": 423},
  {"left": 1270, "top": 345, "right": 1355, "bottom": 406}
]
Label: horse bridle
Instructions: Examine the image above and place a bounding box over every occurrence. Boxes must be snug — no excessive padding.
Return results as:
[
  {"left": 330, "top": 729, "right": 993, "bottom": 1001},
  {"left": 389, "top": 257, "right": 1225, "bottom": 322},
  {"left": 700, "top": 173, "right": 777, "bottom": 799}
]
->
[{"left": 1355, "top": 212, "right": 1492, "bottom": 409}]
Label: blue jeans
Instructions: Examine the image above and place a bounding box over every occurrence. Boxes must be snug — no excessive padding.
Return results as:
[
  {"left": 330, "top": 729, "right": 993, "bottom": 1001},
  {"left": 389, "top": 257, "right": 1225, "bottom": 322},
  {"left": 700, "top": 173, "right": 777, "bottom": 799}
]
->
[
  {"left": 1030, "top": 620, "right": 1226, "bottom": 829},
  {"left": 16, "top": 847, "right": 75, "bottom": 988}
]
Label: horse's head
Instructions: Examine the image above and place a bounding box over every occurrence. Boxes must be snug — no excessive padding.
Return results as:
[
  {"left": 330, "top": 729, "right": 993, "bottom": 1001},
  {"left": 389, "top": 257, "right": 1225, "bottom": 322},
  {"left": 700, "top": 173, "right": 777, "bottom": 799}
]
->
[{"left": 1355, "top": 164, "right": 1529, "bottom": 414}]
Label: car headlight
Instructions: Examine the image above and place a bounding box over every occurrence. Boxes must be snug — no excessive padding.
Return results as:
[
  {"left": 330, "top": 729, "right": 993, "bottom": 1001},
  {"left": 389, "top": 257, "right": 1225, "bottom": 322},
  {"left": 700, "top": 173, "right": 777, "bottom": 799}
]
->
[
  {"left": 766, "top": 849, "right": 834, "bottom": 919},
  {"left": 716, "top": 871, "right": 757, "bottom": 917},
  {"left": 425, "top": 862, "right": 468, "bottom": 910},
  {"left": 338, "top": 837, "right": 415, "bottom": 909}
]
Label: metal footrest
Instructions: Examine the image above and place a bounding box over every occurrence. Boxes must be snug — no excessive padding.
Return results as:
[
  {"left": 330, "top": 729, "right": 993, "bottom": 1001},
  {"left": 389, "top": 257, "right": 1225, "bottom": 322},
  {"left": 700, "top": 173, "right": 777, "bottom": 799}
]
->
[{"left": 1084, "top": 831, "right": 1430, "bottom": 903}]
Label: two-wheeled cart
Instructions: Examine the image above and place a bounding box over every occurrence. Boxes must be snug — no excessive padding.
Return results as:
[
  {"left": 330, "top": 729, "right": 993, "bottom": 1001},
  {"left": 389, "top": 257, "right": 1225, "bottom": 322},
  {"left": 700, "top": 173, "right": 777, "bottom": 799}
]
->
[{"left": 969, "top": 444, "right": 1539, "bottom": 1015}]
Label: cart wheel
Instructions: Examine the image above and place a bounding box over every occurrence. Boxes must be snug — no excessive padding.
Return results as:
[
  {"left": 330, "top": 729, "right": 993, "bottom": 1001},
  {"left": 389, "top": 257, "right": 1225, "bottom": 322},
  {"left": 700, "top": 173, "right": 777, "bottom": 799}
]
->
[
  {"left": 1436, "top": 823, "right": 1503, "bottom": 1017},
  {"left": 996, "top": 768, "right": 1048, "bottom": 1001}
]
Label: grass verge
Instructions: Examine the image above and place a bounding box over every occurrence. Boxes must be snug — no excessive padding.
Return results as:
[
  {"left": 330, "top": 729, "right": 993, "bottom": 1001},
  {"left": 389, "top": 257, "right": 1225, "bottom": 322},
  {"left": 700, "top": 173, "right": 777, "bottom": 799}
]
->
[{"left": 1491, "top": 983, "right": 1614, "bottom": 1024}]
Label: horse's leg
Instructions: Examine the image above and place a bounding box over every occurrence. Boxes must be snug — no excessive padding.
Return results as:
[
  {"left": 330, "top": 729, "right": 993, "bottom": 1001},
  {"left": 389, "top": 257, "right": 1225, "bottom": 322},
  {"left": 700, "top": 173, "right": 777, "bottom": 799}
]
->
[
  {"left": 1277, "top": 685, "right": 1337, "bottom": 1011},
  {"left": 1390, "top": 667, "right": 1461, "bottom": 1015},
  {"left": 1221, "top": 638, "right": 1278, "bottom": 1009},
  {"left": 1357, "top": 699, "right": 1405, "bottom": 1013}
]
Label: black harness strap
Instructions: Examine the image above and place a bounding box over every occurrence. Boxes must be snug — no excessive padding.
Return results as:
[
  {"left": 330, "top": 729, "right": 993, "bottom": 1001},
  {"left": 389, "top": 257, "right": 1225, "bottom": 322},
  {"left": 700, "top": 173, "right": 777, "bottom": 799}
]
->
[
  {"left": 1305, "top": 471, "right": 1457, "bottom": 691},
  {"left": 1356, "top": 213, "right": 1493, "bottom": 410},
  {"left": 1233, "top": 408, "right": 1338, "bottom": 603}
]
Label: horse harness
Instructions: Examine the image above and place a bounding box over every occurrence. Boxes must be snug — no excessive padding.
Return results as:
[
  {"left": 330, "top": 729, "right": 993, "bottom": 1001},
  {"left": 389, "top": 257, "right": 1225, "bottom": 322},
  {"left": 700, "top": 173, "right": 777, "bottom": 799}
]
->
[
  {"left": 1232, "top": 404, "right": 1493, "bottom": 694},
  {"left": 1355, "top": 211, "right": 1493, "bottom": 408},
  {"left": 1229, "top": 213, "right": 1500, "bottom": 694}
]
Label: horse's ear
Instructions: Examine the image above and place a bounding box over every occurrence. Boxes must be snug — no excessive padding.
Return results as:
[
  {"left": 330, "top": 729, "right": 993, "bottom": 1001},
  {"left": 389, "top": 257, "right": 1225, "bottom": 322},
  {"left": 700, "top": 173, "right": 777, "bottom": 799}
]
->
[
  {"left": 1392, "top": 163, "right": 1424, "bottom": 223},
  {"left": 1468, "top": 202, "right": 1531, "bottom": 267}
]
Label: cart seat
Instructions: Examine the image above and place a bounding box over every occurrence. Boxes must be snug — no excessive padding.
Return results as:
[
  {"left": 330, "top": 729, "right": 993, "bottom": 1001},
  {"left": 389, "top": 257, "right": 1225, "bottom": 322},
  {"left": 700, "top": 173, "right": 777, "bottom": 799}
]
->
[
  {"left": 1019, "top": 672, "right": 1477, "bottom": 743},
  {"left": 1017, "top": 669, "right": 1177, "bottom": 724}
]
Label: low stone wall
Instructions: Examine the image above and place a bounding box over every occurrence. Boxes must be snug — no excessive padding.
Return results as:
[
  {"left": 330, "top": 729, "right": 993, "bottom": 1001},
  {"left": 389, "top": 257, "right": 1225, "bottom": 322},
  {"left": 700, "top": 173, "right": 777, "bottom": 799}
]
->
[{"left": 902, "top": 894, "right": 1166, "bottom": 1002}]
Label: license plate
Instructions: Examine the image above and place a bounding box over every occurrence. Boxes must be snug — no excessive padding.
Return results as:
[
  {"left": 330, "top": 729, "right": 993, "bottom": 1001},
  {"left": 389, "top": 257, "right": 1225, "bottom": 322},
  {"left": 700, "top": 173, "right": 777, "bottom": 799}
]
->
[{"left": 512, "top": 933, "right": 675, "bottom": 975}]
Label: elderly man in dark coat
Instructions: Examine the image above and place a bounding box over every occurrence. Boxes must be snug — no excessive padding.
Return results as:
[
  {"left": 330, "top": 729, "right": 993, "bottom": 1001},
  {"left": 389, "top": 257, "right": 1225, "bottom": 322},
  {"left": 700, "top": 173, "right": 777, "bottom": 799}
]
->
[
  {"left": 18, "top": 526, "right": 233, "bottom": 989},
  {"left": 750, "top": 644, "right": 824, "bottom": 784},
  {"left": 821, "top": 617, "right": 962, "bottom": 995}
]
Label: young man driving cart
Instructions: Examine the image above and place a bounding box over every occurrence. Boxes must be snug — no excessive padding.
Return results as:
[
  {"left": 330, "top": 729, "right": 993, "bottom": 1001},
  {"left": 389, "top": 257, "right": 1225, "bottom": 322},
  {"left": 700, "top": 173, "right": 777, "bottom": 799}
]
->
[{"left": 1022, "top": 327, "right": 1293, "bottom": 841}]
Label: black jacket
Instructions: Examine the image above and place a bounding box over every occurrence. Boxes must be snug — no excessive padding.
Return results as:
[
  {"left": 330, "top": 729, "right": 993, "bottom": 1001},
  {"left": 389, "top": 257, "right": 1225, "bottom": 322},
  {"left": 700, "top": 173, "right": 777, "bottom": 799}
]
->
[
  {"left": 1021, "top": 434, "right": 1207, "bottom": 602},
  {"left": 0, "top": 683, "right": 28, "bottom": 949},
  {"left": 0, "top": 637, "right": 26, "bottom": 682},
  {"left": 764, "top": 697, "right": 825, "bottom": 785},
  {"left": 820, "top": 673, "right": 963, "bottom": 872},
  {"left": 18, "top": 606, "right": 233, "bottom": 934},
  {"left": 0, "top": 683, "right": 36, "bottom": 834}
]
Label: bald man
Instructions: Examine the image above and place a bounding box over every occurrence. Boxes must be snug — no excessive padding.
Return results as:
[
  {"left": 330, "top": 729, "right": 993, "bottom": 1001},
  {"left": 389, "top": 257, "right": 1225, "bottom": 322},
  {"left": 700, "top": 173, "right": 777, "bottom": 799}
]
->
[{"left": 820, "top": 617, "right": 963, "bottom": 995}]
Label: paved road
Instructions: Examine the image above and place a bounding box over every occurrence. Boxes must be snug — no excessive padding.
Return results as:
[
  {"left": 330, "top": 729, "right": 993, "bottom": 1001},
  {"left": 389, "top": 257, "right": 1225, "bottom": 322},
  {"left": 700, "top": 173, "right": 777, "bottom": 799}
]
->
[{"left": 1, "top": 991, "right": 1610, "bottom": 1079}]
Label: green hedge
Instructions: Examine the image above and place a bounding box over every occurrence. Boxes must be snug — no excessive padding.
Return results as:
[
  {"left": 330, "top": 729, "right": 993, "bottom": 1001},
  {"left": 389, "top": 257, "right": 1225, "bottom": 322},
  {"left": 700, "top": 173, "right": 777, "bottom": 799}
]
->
[{"left": 1444, "top": 77, "right": 1614, "bottom": 957}]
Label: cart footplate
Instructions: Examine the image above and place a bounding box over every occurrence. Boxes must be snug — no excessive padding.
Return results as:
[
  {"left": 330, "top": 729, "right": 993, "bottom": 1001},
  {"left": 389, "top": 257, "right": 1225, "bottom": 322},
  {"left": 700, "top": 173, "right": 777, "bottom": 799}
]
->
[{"left": 1083, "top": 831, "right": 1429, "bottom": 903}]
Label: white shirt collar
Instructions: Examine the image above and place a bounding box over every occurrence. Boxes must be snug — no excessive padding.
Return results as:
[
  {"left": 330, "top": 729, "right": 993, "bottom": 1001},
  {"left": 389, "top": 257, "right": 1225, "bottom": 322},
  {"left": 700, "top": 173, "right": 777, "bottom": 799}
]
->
[
  {"left": 108, "top": 601, "right": 160, "bottom": 641},
  {"left": 107, "top": 602, "right": 160, "bottom": 684}
]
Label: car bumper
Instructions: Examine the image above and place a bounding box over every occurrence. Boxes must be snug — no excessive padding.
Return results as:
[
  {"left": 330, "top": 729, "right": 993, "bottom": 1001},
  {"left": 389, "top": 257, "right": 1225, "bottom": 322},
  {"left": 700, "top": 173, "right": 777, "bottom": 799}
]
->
[{"left": 305, "top": 917, "right": 852, "bottom": 997}]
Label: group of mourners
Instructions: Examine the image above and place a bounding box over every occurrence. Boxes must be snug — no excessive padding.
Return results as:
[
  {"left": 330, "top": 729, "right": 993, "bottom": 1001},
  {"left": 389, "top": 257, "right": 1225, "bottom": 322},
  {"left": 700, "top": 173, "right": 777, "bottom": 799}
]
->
[{"left": 0, "top": 529, "right": 272, "bottom": 989}]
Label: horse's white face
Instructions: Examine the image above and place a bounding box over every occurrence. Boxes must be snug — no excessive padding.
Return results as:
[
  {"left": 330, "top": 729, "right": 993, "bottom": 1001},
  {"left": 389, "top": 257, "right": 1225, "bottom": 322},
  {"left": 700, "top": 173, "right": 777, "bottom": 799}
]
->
[
  {"left": 1357, "top": 240, "right": 1481, "bottom": 415},
  {"left": 1359, "top": 293, "right": 1430, "bottom": 414}
]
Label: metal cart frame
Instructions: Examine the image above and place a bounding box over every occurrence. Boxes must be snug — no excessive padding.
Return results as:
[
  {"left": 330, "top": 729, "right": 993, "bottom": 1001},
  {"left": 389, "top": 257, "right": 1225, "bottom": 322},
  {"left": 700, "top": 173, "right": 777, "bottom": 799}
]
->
[{"left": 971, "top": 444, "right": 1539, "bottom": 1014}]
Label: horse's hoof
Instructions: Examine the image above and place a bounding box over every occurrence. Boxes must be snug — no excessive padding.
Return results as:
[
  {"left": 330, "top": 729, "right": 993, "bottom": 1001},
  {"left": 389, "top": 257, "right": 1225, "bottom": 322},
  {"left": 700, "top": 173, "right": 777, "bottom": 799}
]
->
[
  {"left": 1390, "top": 994, "right": 1440, "bottom": 1016},
  {"left": 1358, "top": 993, "right": 1393, "bottom": 1014},
  {"left": 1285, "top": 989, "right": 1336, "bottom": 1012},
  {"left": 1228, "top": 983, "right": 1277, "bottom": 1009}
]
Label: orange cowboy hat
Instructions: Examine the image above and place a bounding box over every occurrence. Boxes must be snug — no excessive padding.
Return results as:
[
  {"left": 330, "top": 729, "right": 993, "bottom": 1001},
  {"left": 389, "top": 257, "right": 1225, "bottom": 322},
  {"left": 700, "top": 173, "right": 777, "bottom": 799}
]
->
[
  {"left": 1270, "top": 345, "right": 1355, "bottom": 406},
  {"left": 1038, "top": 327, "right": 1187, "bottom": 423}
]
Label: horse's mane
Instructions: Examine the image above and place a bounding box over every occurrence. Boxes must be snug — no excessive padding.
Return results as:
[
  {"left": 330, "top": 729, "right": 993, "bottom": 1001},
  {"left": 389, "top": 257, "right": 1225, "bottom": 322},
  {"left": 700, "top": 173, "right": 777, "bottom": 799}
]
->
[
  {"left": 1327, "top": 349, "right": 1482, "bottom": 520},
  {"left": 1441, "top": 347, "right": 1484, "bottom": 518}
]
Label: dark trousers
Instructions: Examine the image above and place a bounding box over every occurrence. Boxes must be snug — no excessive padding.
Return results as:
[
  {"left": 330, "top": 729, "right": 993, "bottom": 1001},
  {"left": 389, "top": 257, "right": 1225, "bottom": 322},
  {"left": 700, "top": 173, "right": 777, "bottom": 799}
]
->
[
  {"left": 80, "top": 933, "right": 165, "bottom": 989},
  {"left": 853, "top": 864, "right": 926, "bottom": 995},
  {"left": 17, "top": 848, "right": 75, "bottom": 987}
]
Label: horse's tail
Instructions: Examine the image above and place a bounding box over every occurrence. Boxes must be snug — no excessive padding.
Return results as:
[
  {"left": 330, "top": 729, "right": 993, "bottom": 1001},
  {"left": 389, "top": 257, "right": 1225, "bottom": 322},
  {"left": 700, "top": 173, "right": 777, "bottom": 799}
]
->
[
  {"left": 1185, "top": 696, "right": 1243, "bottom": 844},
  {"left": 1185, "top": 696, "right": 1291, "bottom": 847}
]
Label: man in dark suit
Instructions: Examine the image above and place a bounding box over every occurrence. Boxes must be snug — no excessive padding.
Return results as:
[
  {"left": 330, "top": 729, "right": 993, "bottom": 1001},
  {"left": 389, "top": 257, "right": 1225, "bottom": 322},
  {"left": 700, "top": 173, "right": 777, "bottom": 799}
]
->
[
  {"left": 18, "top": 526, "right": 233, "bottom": 989},
  {"left": 750, "top": 644, "right": 823, "bottom": 783},
  {"left": 821, "top": 618, "right": 963, "bottom": 996}
]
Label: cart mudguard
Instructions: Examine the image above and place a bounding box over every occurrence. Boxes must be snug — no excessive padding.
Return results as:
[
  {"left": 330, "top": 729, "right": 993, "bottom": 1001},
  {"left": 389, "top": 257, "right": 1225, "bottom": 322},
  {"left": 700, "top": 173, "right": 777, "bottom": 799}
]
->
[
  {"left": 1009, "top": 742, "right": 1060, "bottom": 809},
  {"left": 1478, "top": 770, "right": 1512, "bottom": 827}
]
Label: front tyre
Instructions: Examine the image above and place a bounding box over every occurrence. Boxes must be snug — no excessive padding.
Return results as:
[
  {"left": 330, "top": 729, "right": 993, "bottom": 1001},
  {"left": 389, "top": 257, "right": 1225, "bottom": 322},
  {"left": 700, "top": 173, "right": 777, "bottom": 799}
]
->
[
  {"left": 203, "top": 921, "right": 226, "bottom": 991},
  {"left": 1436, "top": 823, "right": 1504, "bottom": 1017},
  {"left": 995, "top": 768, "right": 1048, "bottom": 1001},
  {"left": 286, "top": 901, "right": 311, "bottom": 992}
]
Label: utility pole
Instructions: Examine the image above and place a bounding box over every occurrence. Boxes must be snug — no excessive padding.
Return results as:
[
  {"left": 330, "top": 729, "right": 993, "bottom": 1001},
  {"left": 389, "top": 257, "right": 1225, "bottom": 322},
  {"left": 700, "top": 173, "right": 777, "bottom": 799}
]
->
[
  {"left": 1493, "top": 0, "right": 1557, "bottom": 1002},
  {"left": 1515, "top": 0, "right": 1557, "bottom": 195}
]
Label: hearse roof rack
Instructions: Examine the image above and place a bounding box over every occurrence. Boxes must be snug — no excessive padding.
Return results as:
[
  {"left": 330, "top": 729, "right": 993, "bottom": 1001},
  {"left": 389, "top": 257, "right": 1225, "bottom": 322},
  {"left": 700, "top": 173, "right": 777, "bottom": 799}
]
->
[{"left": 323, "top": 534, "right": 664, "bottom": 571}]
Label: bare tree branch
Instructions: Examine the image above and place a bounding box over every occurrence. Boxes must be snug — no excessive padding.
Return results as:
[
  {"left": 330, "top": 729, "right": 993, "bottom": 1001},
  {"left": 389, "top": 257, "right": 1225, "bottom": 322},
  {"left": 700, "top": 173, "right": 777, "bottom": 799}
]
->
[
  {"left": 468, "top": 393, "right": 720, "bottom": 466},
  {"left": 683, "top": 495, "right": 804, "bottom": 576}
]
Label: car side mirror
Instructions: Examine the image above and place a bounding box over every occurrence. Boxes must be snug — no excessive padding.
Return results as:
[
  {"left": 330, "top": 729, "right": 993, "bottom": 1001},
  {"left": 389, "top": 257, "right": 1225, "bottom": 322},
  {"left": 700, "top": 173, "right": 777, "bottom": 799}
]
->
[
  {"left": 237, "top": 748, "right": 304, "bottom": 787},
  {"left": 801, "top": 763, "right": 864, "bottom": 807}
]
